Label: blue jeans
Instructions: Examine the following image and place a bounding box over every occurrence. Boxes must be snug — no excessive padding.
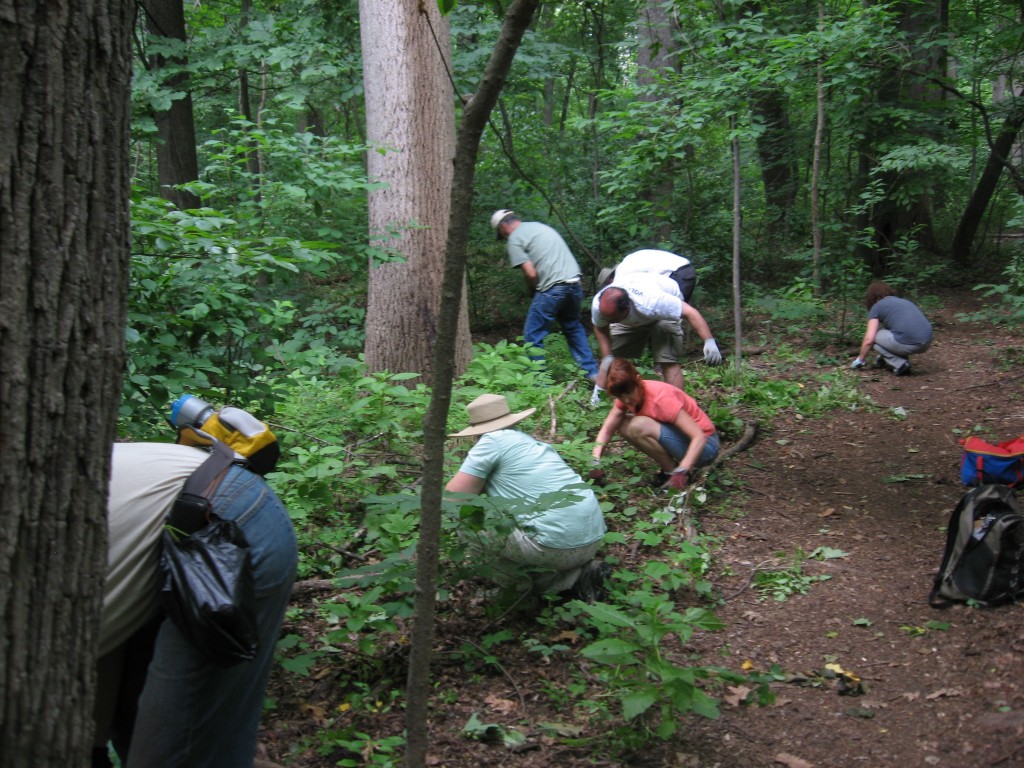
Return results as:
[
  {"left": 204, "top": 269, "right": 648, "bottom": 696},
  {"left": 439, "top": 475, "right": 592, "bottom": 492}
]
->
[
  {"left": 127, "top": 466, "right": 297, "bottom": 768},
  {"left": 658, "top": 428, "right": 721, "bottom": 467},
  {"left": 523, "top": 282, "right": 598, "bottom": 378}
]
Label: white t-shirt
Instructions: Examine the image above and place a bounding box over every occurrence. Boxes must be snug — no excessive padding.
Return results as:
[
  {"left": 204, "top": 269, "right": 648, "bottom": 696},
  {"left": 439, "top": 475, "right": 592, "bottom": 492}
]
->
[
  {"left": 616, "top": 249, "right": 690, "bottom": 276},
  {"left": 591, "top": 272, "right": 684, "bottom": 328},
  {"left": 100, "top": 443, "right": 208, "bottom": 656}
]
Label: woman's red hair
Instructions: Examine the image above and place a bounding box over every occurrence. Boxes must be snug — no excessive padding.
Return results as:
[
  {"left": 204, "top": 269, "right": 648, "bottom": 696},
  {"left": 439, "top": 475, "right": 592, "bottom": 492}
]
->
[{"left": 606, "top": 358, "right": 647, "bottom": 411}]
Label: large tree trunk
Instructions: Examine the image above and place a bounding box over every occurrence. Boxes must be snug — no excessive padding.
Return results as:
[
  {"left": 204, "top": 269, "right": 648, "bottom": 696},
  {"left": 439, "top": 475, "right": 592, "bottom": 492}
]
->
[
  {"left": 0, "top": 2, "right": 134, "bottom": 765},
  {"left": 360, "top": 0, "right": 471, "bottom": 384},
  {"left": 856, "top": 0, "right": 948, "bottom": 271},
  {"left": 637, "top": 0, "right": 677, "bottom": 243},
  {"left": 142, "top": 0, "right": 201, "bottom": 209},
  {"left": 751, "top": 87, "right": 799, "bottom": 240}
]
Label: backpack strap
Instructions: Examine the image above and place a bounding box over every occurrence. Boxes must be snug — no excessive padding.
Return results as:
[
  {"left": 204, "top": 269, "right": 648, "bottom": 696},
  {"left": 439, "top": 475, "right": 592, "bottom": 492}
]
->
[
  {"left": 166, "top": 440, "right": 237, "bottom": 535},
  {"left": 929, "top": 489, "right": 975, "bottom": 608}
]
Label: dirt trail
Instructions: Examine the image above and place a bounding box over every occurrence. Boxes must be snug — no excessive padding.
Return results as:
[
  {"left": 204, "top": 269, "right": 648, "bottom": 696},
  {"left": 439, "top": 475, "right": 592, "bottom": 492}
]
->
[{"left": 681, "top": 292, "right": 1024, "bottom": 767}]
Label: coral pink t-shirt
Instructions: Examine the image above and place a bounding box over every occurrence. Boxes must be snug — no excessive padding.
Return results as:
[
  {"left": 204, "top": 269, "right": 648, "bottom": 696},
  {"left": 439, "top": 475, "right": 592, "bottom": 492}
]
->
[{"left": 614, "top": 379, "right": 715, "bottom": 437}]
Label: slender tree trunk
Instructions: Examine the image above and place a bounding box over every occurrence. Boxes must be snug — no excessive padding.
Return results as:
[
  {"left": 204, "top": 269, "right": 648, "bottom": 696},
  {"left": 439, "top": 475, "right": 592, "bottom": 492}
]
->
[
  {"left": 951, "top": 104, "right": 1024, "bottom": 263},
  {"left": 0, "top": 2, "right": 134, "bottom": 765},
  {"left": 142, "top": 0, "right": 200, "bottom": 209},
  {"left": 811, "top": 3, "right": 825, "bottom": 295},
  {"left": 731, "top": 121, "right": 744, "bottom": 370},
  {"left": 238, "top": 0, "right": 264, "bottom": 200},
  {"left": 406, "top": 5, "right": 540, "bottom": 766}
]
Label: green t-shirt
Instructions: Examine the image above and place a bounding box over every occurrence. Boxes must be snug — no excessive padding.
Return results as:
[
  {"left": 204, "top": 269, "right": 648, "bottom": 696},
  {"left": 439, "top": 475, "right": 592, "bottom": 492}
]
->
[
  {"left": 457, "top": 430, "right": 605, "bottom": 548},
  {"left": 505, "top": 221, "right": 582, "bottom": 292}
]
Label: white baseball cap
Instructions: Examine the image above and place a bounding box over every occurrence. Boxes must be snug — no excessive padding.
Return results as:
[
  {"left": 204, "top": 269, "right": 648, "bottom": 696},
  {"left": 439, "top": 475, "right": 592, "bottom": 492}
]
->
[{"left": 490, "top": 209, "right": 515, "bottom": 229}]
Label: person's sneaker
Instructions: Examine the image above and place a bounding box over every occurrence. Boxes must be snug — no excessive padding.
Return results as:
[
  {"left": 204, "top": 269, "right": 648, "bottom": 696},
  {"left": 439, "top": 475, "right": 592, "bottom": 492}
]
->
[
  {"left": 572, "top": 560, "right": 611, "bottom": 603},
  {"left": 893, "top": 361, "right": 911, "bottom": 376},
  {"left": 871, "top": 355, "right": 887, "bottom": 369},
  {"left": 646, "top": 471, "right": 670, "bottom": 488}
]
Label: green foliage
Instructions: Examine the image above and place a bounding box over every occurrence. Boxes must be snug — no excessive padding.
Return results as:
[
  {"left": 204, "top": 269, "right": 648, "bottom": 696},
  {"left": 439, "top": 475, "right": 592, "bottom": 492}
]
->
[
  {"left": 959, "top": 235, "right": 1024, "bottom": 326},
  {"left": 123, "top": 190, "right": 351, "bottom": 430},
  {"left": 573, "top": 590, "right": 743, "bottom": 740},
  {"left": 754, "top": 548, "right": 833, "bottom": 602}
]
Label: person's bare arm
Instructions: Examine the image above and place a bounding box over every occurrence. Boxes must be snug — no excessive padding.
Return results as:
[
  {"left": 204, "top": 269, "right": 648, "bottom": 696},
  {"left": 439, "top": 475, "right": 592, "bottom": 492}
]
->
[
  {"left": 593, "top": 324, "right": 613, "bottom": 358},
  {"left": 592, "top": 406, "right": 626, "bottom": 461},
  {"left": 681, "top": 302, "right": 713, "bottom": 341},
  {"left": 445, "top": 472, "right": 487, "bottom": 495},
  {"left": 856, "top": 318, "right": 880, "bottom": 361},
  {"left": 519, "top": 260, "right": 539, "bottom": 294},
  {"left": 671, "top": 409, "right": 707, "bottom": 474}
]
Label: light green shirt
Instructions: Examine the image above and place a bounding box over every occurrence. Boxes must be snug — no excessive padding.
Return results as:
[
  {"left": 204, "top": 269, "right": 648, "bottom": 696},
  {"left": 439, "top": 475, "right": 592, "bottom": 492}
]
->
[
  {"left": 505, "top": 221, "right": 582, "bottom": 292},
  {"left": 458, "top": 430, "right": 605, "bottom": 548}
]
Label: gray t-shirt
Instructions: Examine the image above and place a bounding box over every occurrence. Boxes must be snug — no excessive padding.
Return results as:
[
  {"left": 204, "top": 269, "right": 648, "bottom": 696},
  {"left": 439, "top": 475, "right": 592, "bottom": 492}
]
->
[
  {"left": 868, "top": 296, "right": 933, "bottom": 346},
  {"left": 457, "top": 429, "right": 605, "bottom": 548},
  {"left": 505, "top": 221, "right": 582, "bottom": 292}
]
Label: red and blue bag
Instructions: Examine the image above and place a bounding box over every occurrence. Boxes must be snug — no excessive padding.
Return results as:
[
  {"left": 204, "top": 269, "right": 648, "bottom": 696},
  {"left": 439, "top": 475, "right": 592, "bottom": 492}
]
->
[{"left": 960, "top": 436, "right": 1024, "bottom": 488}]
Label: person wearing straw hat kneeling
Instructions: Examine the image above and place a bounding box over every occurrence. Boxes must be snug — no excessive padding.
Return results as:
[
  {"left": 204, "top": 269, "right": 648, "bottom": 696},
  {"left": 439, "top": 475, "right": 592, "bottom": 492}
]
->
[{"left": 446, "top": 394, "right": 609, "bottom": 601}]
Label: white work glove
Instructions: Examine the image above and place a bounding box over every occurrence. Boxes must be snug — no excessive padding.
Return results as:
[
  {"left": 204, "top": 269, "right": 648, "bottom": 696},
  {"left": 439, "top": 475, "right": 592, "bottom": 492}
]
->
[
  {"left": 850, "top": 358, "right": 865, "bottom": 370},
  {"left": 703, "top": 338, "right": 723, "bottom": 366},
  {"left": 589, "top": 384, "right": 604, "bottom": 407}
]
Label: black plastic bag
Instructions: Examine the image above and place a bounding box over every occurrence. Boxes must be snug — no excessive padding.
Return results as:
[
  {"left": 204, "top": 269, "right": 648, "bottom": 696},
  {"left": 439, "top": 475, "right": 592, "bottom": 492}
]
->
[{"left": 159, "top": 515, "right": 259, "bottom": 667}]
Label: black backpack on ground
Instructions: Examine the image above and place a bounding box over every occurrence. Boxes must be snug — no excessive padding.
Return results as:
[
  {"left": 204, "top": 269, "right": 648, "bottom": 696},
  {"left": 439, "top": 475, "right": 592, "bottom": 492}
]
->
[{"left": 929, "top": 484, "right": 1024, "bottom": 607}]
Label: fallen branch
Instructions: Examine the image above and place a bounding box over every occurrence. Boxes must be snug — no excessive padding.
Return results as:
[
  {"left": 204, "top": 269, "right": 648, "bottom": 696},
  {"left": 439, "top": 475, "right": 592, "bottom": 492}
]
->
[
  {"left": 712, "top": 419, "right": 760, "bottom": 467},
  {"left": 290, "top": 578, "right": 340, "bottom": 597}
]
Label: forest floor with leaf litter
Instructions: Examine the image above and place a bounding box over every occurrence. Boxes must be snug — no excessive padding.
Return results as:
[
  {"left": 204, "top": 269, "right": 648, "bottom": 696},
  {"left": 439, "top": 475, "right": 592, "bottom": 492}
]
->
[{"left": 260, "top": 289, "right": 1024, "bottom": 768}]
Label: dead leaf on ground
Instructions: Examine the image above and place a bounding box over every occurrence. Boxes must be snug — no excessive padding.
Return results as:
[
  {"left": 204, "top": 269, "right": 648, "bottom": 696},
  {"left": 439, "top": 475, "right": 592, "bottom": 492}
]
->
[
  {"left": 774, "top": 753, "right": 814, "bottom": 768},
  {"left": 299, "top": 703, "right": 329, "bottom": 726},
  {"left": 925, "top": 688, "right": 965, "bottom": 700},
  {"left": 724, "top": 685, "right": 752, "bottom": 706},
  {"left": 484, "top": 694, "right": 517, "bottom": 714}
]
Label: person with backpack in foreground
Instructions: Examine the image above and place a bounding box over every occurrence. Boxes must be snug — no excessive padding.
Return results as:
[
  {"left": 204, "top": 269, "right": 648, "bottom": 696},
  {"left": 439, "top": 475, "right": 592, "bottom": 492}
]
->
[
  {"left": 446, "top": 393, "right": 609, "bottom": 601},
  {"left": 850, "top": 280, "right": 933, "bottom": 376},
  {"left": 591, "top": 358, "right": 720, "bottom": 491},
  {"left": 93, "top": 442, "right": 297, "bottom": 768}
]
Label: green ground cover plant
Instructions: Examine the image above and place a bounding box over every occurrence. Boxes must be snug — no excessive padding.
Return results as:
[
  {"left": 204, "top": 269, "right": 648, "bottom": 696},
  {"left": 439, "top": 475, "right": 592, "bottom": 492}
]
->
[{"left": 117, "top": 282, "right": 993, "bottom": 761}]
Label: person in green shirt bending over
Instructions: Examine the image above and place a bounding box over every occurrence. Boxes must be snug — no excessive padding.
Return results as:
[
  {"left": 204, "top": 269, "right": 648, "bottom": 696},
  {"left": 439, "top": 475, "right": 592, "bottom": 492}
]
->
[
  {"left": 446, "top": 393, "right": 609, "bottom": 601},
  {"left": 491, "top": 209, "right": 600, "bottom": 384}
]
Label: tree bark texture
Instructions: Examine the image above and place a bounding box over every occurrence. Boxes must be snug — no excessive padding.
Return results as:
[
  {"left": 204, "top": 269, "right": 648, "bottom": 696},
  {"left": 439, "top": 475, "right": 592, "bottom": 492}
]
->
[
  {"left": 751, "top": 87, "right": 799, "bottom": 239},
  {"left": 142, "top": 0, "right": 201, "bottom": 209},
  {"left": 0, "top": 1, "right": 134, "bottom": 765},
  {"left": 857, "top": 0, "right": 947, "bottom": 270},
  {"left": 360, "top": 0, "right": 471, "bottom": 385},
  {"left": 637, "top": 0, "right": 677, "bottom": 243}
]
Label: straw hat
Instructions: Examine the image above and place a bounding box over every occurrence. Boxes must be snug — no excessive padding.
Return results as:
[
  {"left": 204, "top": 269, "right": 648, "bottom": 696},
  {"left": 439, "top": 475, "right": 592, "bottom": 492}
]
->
[
  {"left": 597, "top": 266, "right": 615, "bottom": 288},
  {"left": 449, "top": 394, "right": 535, "bottom": 437}
]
